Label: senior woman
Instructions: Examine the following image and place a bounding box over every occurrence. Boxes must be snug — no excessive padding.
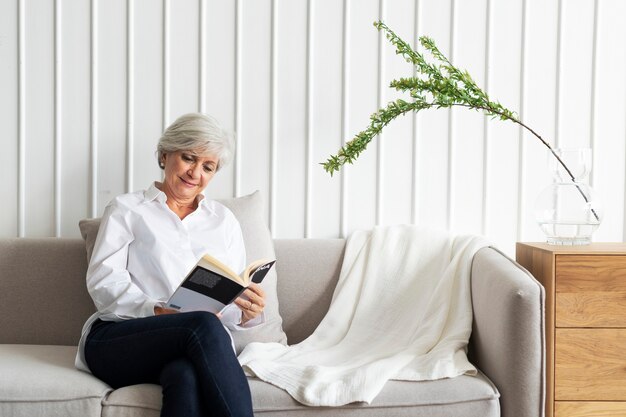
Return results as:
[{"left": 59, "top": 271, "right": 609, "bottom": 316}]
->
[{"left": 75, "top": 113, "right": 263, "bottom": 417}]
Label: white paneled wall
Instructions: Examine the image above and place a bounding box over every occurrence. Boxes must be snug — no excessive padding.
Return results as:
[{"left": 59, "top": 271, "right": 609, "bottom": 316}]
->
[{"left": 2, "top": 0, "right": 626, "bottom": 256}]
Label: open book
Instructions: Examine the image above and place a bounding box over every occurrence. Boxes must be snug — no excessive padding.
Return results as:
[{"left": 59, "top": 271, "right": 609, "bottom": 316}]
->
[{"left": 166, "top": 254, "right": 276, "bottom": 314}]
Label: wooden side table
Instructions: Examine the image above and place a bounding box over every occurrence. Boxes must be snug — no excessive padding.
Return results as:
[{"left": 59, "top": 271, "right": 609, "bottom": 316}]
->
[{"left": 516, "top": 242, "right": 626, "bottom": 417}]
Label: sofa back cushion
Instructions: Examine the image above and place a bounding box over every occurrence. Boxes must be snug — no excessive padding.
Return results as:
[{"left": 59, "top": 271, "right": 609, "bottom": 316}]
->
[
  {"left": 0, "top": 238, "right": 95, "bottom": 345},
  {"left": 273, "top": 239, "right": 345, "bottom": 344}
]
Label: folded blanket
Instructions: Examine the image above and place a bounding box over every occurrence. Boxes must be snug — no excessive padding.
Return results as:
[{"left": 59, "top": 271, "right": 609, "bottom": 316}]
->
[{"left": 238, "top": 225, "right": 489, "bottom": 406}]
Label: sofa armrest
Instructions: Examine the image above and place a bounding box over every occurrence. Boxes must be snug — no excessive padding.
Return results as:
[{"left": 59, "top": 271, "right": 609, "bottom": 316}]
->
[{"left": 469, "top": 247, "right": 545, "bottom": 417}]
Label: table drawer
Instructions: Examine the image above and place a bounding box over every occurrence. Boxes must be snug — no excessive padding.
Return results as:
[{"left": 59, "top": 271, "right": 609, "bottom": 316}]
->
[
  {"left": 556, "top": 255, "right": 626, "bottom": 327},
  {"left": 556, "top": 402, "right": 626, "bottom": 417},
  {"left": 556, "top": 329, "right": 626, "bottom": 400}
]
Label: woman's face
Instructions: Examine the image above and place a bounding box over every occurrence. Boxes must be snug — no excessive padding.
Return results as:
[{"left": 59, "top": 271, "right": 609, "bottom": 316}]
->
[{"left": 161, "top": 150, "right": 219, "bottom": 202}]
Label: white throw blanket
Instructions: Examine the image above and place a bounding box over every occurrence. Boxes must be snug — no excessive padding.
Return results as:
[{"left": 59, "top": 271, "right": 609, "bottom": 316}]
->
[{"left": 238, "top": 225, "right": 489, "bottom": 406}]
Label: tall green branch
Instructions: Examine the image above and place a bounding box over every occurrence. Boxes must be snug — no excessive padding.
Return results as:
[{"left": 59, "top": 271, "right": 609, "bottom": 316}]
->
[{"left": 321, "top": 20, "right": 598, "bottom": 221}]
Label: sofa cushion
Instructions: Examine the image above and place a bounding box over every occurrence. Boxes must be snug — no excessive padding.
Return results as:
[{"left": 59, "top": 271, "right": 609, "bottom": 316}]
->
[
  {"left": 100, "top": 373, "right": 499, "bottom": 417},
  {"left": 217, "top": 191, "right": 287, "bottom": 351},
  {"left": 79, "top": 190, "right": 287, "bottom": 353},
  {"left": 249, "top": 373, "right": 500, "bottom": 416},
  {"left": 101, "top": 385, "right": 161, "bottom": 417},
  {"left": 0, "top": 344, "right": 111, "bottom": 417},
  {"left": 273, "top": 239, "right": 345, "bottom": 344},
  {"left": 0, "top": 238, "right": 94, "bottom": 346}
]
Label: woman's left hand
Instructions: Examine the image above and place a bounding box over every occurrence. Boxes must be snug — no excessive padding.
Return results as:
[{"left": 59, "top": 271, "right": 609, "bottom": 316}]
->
[{"left": 234, "top": 283, "right": 266, "bottom": 325}]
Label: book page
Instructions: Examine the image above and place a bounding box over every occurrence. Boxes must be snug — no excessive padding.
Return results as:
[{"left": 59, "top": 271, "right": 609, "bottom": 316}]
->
[{"left": 197, "top": 254, "right": 244, "bottom": 285}]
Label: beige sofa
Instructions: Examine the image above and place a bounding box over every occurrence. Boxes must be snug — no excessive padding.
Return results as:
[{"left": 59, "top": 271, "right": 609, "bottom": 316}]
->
[{"left": 0, "top": 237, "right": 544, "bottom": 417}]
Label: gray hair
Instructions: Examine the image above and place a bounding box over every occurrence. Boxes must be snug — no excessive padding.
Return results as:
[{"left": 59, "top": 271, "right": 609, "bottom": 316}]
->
[{"left": 157, "top": 113, "right": 234, "bottom": 171}]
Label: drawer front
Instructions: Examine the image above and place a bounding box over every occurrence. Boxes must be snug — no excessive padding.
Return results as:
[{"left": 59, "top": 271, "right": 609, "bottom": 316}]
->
[
  {"left": 556, "top": 255, "right": 626, "bottom": 327},
  {"left": 556, "top": 329, "right": 626, "bottom": 400},
  {"left": 556, "top": 402, "right": 626, "bottom": 417}
]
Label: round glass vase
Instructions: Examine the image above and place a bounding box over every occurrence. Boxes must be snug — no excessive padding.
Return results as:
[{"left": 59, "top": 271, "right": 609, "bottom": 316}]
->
[{"left": 534, "top": 148, "right": 603, "bottom": 245}]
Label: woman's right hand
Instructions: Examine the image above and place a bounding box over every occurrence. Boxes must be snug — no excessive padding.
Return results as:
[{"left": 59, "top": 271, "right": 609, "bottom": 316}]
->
[
  {"left": 154, "top": 306, "right": 179, "bottom": 315},
  {"left": 154, "top": 306, "right": 222, "bottom": 319}
]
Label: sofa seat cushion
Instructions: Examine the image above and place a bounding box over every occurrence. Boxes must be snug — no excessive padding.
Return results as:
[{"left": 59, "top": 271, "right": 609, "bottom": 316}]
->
[
  {"left": 101, "top": 372, "right": 499, "bottom": 417},
  {"left": 250, "top": 372, "right": 500, "bottom": 416},
  {"left": 0, "top": 344, "right": 111, "bottom": 417},
  {"left": 101, "top": 384, "right": 161, "bottom": 417}
]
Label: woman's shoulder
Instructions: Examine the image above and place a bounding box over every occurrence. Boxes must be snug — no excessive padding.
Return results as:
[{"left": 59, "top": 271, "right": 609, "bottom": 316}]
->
[
  {"left": 201, "top": 198, "right": 241, "bottom": 227},
  {"left": 105, "top": 189, "right": 146, "bottom": 212},
  {"left": 204, "top": 198, "right": 235, "bottom": 218}
]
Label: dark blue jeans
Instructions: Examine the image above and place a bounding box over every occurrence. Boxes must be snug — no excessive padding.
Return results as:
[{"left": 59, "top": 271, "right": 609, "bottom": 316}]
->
[{"left": 85, "top": 311, "right": 253, "bottom": 417}]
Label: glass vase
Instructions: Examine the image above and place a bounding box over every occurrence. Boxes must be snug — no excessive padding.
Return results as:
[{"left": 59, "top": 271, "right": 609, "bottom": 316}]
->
[{"left": 534, "top": 148, "right": 603, "bottom": 245}]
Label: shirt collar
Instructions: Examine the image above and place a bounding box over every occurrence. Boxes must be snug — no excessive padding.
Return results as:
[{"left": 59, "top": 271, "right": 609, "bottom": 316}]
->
[
  {"left": 144, "top": 182, "right": 167, "bottom": 203},
  {"left": 144, "top": 182, "right": 217, "bottom": 216}
]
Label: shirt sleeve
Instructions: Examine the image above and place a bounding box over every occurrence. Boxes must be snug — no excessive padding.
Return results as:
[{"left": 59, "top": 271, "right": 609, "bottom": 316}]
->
[
  {"left": 86, "top": 203, "right": 160, "bottom": 320},
  {"left": 221, "top": 304, "right": 266, "bottom": 330}
]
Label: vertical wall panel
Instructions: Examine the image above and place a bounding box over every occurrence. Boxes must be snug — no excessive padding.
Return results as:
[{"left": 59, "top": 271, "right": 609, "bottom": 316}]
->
[
  {"left": 90, "top": 0, "right": 98, "bottom": 218},
  {"left": 379, "top": 0, "right": 415, "bottom": 227},
  {"left": 310, "top": 0, "right": 344, "bottom": 238},
  {"left": 417, "top": 0, "right": 452, "bottom": 229},
  {"left": 132, "top": 0, "right": 163, "bottom": 192},
  {"left": 234, "top": 0, "right": 242, "bottom": 195},
  {"left": 162, "top": 0, "right": 169, "bottom": 130},
  {"left": 305, "top": 0, "right": 312, "bottom": 237},
  {"left": 125, "top": 0, "right": 135, "bottom": 192},
  {"left": 375, "top": 0, "right": 385, "bottom": 226},
  {"left": 410, "top": 0, "right": 420, "bottom": 225},
  {"left": 18, "top": 0, "right": 25, "bottom": 236},
  {"left": 96, "top": 0, "right": 127, "bottom": 214},
  {"left": 449, "top": 0, "right": 487, "bottom": 235},
  {"left": 484, "top": 0, "right": 523, "bottom": 255},
  {"left": 344, "top": 0, "right": 380, "bottom": 234},
  {"left": 126, "top": 0, "right": 134, "bottom": 193},
  {"left": 204, "top": 0, "right": 236, "bottom": 199},
  {"left": 0, "top": 0, "right": 18, "bottom": 237},
  {"left": 269, "top": 0, "right": 277, "bottom": 233},
  {"left": 54, "top": 0, "right": 61, "bottom": 236},
  {"left": 199, "top": 0, "right": 206, "bottom": 114},
  {"left": 168, "top": 0, "right": 199, "bottom": 121},
  {"left": 60, "top": 0, "right": 91, "bottom": 236},
  {"left": 558, "top": 0, "right": 595, "bottom": 149},
  {"left": 25, "top": 0, "right": 55, "bottom": 237},
  {"left": 274, "top": 0, "right": 307, "bottom": 238},
  {"left": 339, "top": 0, "right": 350, "bottom": 238},
  {"left": 592, "top": 0, "right": 626, "bottom": 242},
  {"left": 415, "top": 0, "right": 452, "bottom": 230},
  {"left": 518, "top": 0, "right": 559, "bottom": 243},
  {"left": 239, "top": 0, "right": 272, "bottom": 219}
]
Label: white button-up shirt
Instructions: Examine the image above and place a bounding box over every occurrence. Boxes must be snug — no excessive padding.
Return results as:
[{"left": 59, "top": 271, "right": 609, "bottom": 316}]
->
[{"left": 75, "top": 182, "right": 256, "bottom": 372}]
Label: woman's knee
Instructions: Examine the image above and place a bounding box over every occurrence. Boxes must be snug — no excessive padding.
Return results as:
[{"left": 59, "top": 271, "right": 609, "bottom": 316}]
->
[
  {"left": 160, "top": 358, "right": 197, "bottom": 388},
  {"left": 159, "top": 358, "right": 205, "bottom": 416},
  {"left": 183, "top": 311, "right": 232, "bottom": 348}
]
